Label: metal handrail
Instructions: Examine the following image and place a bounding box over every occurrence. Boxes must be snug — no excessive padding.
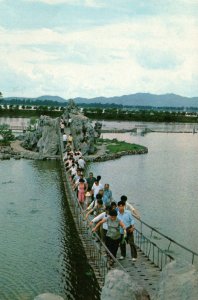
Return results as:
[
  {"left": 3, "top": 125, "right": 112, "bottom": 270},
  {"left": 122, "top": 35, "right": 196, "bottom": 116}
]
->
[
  {"left": 62, "top": 162, "right": 126, "bottom": 282},
  {"left": 58, "top": 128, "right": 126, "bottom": 286},
  {"left": 58, "top": 122, "right": 197, "bottom": 280},
  {"left": 134, "top": 228, "right": 174, "bottom": 270},
  {"left": 133, "top": 216, "right": 198, "bottom": 265}
]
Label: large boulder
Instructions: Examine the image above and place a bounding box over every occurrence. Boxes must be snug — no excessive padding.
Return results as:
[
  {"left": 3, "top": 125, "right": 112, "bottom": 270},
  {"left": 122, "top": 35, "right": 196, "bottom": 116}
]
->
[
  {"left": 154, "top": 260, "right": 198, "bottom": 300},
  {"left": 62, "top": 100, "right": 100, "bottom": 154},
  {"left": 21, "top": 130, "right": 42, "bottom": 151},
  {"left": 101, "top": 269, "right": 150, "bottom": 300},
  {"left": 21, "top": 100, "right": 101, "bottom": 156},
  {"left": 22, "top": 115, "right": 60, "bottom": 156},
  {"left": 70, "top": 114, "right": 96, "bottom": 154},
  {"left": 94, "top": 121, "right": 102, "bottom": 138}
]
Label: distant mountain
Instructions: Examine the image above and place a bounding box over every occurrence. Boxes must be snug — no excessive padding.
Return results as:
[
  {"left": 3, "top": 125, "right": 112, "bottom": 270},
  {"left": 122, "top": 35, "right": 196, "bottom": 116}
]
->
[
  {"left": 74, "top": 93, "right": 198, "bottom": 107},
  {"left": 4, "top": 93, "right": 198, "bottom": 107},
  {"left": 5, "top": 95, "right": 67, "bottom": 103},
  {"left": 36, "top": 95, "right": 66, "bottom": 102}
]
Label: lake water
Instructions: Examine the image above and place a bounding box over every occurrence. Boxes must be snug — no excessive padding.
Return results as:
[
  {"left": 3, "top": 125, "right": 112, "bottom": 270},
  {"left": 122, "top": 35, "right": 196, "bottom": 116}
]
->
[
  {"left": 0, "top": 159, "right": 100, "bottom": 300},
  {"left": 1, "top": 117, "right": 198, "bottom": 298},
  {"left": 88, "top": 121, "right": 198, "bottom": 262},
  {"left": 0, "top": 117, "right": 30, "bottom": 127},
  {"left": 96, "top": 120, "right": 197, "bottom": 132}
]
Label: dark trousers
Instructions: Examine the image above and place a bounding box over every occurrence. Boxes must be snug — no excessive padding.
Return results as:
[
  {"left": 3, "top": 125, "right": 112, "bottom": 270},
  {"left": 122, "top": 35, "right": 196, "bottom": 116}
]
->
[
  {"left": 106, "top": 236, "right": 120, "bottom": 258},
  {"left": 120, "top": 232, "right": 137, "bottom": 259},
  {"left": 100, "top": 228, "right": 107, "bottom": 243}
]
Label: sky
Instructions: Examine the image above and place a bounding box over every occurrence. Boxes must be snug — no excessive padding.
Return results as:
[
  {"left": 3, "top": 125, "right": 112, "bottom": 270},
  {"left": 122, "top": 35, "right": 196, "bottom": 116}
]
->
[{"left": 0, "top": 0, "right": 198, "bottom": 99}]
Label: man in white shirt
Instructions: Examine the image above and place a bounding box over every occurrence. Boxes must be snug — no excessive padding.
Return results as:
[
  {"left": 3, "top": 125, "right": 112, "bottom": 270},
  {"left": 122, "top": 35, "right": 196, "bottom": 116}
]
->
[
  {"left": 78, "top": 157, "right": 86, "bottom": 170},
  {"left": 62, "top": 133, "right": 67, "bottom": 148},
  {"left": 91, "top": 179, "right": 103, "bottom": 199}
]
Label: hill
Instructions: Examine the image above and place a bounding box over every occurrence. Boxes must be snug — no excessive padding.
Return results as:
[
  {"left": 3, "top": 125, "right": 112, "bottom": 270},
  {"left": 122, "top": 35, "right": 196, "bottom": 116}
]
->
[
  {"left": 74, "top": 93, "right": 198, "bottom": 107},
  {"left": 4, "top": 95, "right": 67, "bottom": 103},
  {"left": 36, "top": 95, "right": 66, "bottom": 102},
  {"left": 3, "top": 93, "right": 198, "bottom": 107}
]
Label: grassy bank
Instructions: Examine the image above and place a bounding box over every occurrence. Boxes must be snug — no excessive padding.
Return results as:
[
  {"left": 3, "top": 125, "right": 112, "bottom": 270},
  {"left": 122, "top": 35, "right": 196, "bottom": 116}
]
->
[{"left": 97, "top": 138, "right": 147, "bottom": 154}]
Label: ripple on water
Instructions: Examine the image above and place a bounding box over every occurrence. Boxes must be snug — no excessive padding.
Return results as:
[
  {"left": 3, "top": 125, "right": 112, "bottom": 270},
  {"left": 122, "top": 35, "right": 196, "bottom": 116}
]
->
[
  {"left": 0, "top": 263, "right": 37, "bottom": 300},
  {"left": 29, "top": 209, "right": 40, "bottom": 214},
  {"left": 2, "top": 180, "right": 15, "bottom": 184},
  {"left": 0, "top": 159, "right": 100, "bottom": 300},
  {"left": 6, "top": 209, "right": 18, "bottom": 216},
  {"left": 29, "top": 198, "right": 39, "bottom": 201}
]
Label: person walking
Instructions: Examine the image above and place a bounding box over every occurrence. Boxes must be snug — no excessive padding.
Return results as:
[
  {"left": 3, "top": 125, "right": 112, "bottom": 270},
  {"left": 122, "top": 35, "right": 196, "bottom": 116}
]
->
[
  {"left": 86, "top": 172, "right": 96, "bottom": 192},
  {"left": 117, "top": 200, "right": 137, "bottom": 262},
  {"left": 78, "top": 178, "right": 86, "bottom": 209},
  {"left": 103, "top": 183, "right": 113, "bottom": 207},
  {"left": 62, "top": 133, "right": 67, "bottom": 148},
  {"left": 60, "top": 122, "right": 65, "bottom": 133},
  {"left": 92, "top": 209, "right": 126, "bottom": 264},
  {"left": 68, "top": 134, "right": 73, "bottom": 147}
]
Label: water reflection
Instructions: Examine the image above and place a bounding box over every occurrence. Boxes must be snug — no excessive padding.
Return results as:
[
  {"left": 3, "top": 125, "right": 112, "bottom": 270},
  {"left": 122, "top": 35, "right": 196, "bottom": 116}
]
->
[{"left": 0, "top": 159, "right": 100, "bottom": 300}]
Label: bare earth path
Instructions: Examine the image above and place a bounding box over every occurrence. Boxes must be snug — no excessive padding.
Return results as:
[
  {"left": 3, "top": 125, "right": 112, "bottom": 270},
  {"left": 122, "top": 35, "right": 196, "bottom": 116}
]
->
[{"left": 10, "top": 140, "right": 33, "bottom": 154}]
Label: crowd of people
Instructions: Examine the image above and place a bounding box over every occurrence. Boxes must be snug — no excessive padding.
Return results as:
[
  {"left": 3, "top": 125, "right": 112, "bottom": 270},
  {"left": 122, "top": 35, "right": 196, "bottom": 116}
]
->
[{"left": 60, "top": 121, "right": 140, "bottom": 266}]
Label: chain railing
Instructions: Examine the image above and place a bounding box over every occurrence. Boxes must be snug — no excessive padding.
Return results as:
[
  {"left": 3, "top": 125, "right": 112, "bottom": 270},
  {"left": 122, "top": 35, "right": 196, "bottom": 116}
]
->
[
  {"left": 58, "top": 128, "right": 125, "bottom": 287},
  {"left": 133, "top": 217, "right": 198, "bottom": 269},
  {"left": 58, "top": 124, "right": 198, "bottom": 284}
]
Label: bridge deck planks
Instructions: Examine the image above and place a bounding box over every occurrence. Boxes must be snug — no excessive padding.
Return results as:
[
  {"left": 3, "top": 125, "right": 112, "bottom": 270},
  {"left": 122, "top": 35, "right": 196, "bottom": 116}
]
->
[{"left": 113, "top": 246, "right": 161, "bottom": 298}]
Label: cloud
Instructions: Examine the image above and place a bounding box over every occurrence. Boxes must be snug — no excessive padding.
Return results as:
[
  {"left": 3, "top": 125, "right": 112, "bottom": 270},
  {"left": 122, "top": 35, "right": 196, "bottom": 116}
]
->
[
  {"left": 0, "top": 13, "right": 198, "bottom": 98},
  {"left": 26, "top": 0, "right": 105, "bottom": 7}
]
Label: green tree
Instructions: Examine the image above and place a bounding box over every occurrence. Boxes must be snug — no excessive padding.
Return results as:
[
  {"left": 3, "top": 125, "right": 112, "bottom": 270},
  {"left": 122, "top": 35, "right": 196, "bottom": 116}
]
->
[{"left": 0, "top": 124, "right": 15, "bottom": 145}]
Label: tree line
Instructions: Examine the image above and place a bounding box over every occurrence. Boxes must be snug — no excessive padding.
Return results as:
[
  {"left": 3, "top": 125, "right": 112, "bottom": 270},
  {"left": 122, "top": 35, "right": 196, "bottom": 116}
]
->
[
  {"left": 0, "top": 93, "right": 198, "bottom": 123},
  {"left": 83, "top": 108, "right": 198, "bottom": 123}
]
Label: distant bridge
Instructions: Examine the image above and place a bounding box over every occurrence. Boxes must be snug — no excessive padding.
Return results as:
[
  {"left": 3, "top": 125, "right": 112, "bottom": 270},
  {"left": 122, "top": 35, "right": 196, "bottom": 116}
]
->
[
  {"left": 101, "top": 125, "right": 151, "bottom": 134},
  {"left": 8, "top": 125, "right": 29, "bottom": 131}
]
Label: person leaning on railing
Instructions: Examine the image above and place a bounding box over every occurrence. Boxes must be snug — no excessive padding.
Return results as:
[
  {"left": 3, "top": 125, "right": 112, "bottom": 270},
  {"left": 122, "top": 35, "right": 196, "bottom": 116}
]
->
[
  {"left": 85, "top": 197, "right": 105, "bottom": 220},
  {"left": 92, "top": 209, "right": 127, "bottom": 266},
  {"left": 89, "top": 206, "right": 111, "bottom": 243}
]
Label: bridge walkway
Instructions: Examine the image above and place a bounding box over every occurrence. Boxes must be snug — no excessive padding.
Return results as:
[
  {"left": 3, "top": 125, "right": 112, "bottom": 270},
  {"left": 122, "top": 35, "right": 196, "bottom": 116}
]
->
[
  {"left": 115, "top": 246, "right": 161, "bottom": 298},
  {"left": 59, "top": 125, "right": 198, "bottom": 298}
]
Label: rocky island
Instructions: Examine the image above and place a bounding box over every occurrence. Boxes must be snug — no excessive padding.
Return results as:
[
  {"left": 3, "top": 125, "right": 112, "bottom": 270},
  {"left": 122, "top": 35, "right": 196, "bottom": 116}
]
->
[{"left": 0, "top": 100, "right": 148, "bottom": 160}]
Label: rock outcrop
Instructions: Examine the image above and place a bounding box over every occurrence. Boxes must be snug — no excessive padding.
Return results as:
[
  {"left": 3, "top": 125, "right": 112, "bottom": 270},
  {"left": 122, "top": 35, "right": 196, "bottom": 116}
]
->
[
  {"left": 94, "top": 121, "right": 102, "bottom": 138},
  {"left": 101, "top": 269, "right": 150, "bottom": 300},
  {"left": 62, "top": 100, "right": 101, "bottom": 155},
  {"left": 154, "top": 260, "right": 198, "bottom": 300},
  {"left": 1, "top": 100, "right": 101, "bottom": 159},
  {"left": 21, "top": 115, "right": 60, "bottom": 156}
]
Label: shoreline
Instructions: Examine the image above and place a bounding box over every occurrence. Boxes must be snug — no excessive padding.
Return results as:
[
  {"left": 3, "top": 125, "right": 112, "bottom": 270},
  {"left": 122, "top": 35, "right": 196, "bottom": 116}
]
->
[
  {"left": 0, "top": 140, "right": 60, "bottom": 160},
  {"left": 0, "top": 138, "right": 148, "bottom": 161},
  {"left": 85, "top": 146, "right": 148, "bottom": 162}
]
